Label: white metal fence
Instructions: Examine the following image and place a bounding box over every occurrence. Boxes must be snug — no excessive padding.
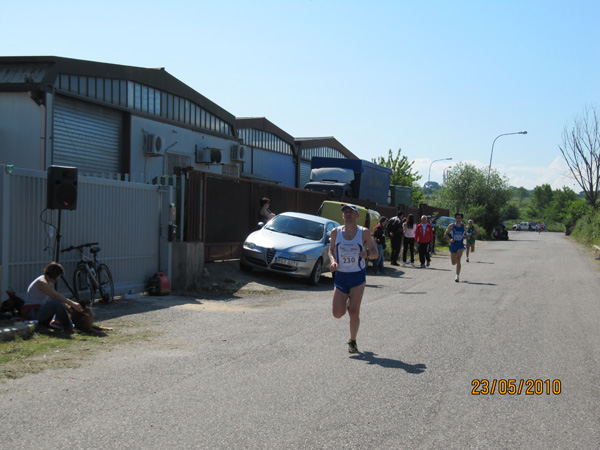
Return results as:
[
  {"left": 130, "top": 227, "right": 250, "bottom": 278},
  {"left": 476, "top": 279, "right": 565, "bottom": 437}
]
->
[{"left": 0, "top": 165, "right": 173, "bottom": 298}]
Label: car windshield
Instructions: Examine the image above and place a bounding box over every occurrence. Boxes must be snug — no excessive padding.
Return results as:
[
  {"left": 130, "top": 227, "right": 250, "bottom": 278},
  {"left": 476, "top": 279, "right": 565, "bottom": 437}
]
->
[
  {"left": 436, "top": 217, "right": 455, "bottom": 228},
  {"left": 265, "top": 215, "right": 325, "bottom": 241}
]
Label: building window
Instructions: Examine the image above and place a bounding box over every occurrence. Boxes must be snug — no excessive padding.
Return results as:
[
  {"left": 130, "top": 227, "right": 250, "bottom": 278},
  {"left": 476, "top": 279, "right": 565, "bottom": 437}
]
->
[
  {"left": 148, "top": 88, "right": 155, "bottom": 114},
  {"left": 104, "top": 79, "right": 112, "bottom": 102},
  {"left": 55, "top": 73, "right": 233, "bottom": 137},
  {"left": 113, "top": 79, "right": 120, "bottom": 105},
  {"left": 88, "top": 77, "right": 95, "bottom": 98}
]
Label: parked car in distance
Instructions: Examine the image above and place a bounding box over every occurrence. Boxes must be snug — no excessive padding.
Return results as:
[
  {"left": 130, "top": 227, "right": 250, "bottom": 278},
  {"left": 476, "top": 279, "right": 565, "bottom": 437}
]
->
[
  {"left": 519, "top": 221, "right": 534, "bottom": 231},
  {"left": 240, "top": 212, "right": 339, "bottom": 285},
  {"left": 434, "top": 216, "right": 455, "bottom": 230},
  {"left": 317, "top": 200, "right": 380, "bottom": 234}
]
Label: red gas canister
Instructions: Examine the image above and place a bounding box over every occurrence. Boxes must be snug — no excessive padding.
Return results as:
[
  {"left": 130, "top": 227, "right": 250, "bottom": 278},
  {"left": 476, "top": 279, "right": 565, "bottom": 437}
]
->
[{"left": 146, "top": 272, "right": 171, "bottom": 296}]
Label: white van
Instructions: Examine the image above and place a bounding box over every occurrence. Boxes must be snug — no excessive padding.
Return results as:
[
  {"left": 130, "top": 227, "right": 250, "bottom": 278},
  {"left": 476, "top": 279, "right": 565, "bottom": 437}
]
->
[{"left": 519, "top": 221, "right": 532, "bottom": 231}]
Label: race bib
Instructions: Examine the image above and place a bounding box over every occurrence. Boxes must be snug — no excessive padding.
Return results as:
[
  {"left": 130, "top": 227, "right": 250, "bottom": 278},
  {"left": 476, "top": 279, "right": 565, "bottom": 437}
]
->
[{"left": 338, "top": 243, "right": 361, "bottom": 270}]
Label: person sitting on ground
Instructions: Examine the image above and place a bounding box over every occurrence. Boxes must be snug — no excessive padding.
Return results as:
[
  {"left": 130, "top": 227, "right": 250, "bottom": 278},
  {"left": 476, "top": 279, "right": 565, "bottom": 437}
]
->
[{"left": 22, "top": 262, "right": 83, "bottom": 331}]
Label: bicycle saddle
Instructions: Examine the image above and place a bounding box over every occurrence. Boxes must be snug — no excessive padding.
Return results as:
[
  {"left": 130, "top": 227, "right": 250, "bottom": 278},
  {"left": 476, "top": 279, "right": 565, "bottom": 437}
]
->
[{"left": 90, "top": 246, "right": 101, "bottom": 254}]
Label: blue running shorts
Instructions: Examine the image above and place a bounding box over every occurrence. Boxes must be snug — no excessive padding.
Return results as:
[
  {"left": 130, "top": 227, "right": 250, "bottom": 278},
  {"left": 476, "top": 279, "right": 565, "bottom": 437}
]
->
[
  {"left": 334, "top": 269, "right": 367, "bottom": 294},
  {"left": 449, "top": 241, "right": 465, "bottom": 253}
]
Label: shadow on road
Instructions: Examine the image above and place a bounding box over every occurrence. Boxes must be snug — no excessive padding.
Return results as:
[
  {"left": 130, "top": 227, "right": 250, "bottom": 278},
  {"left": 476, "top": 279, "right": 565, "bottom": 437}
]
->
[
  {"left": 350, "top": 351, "right": 427, "bottom": 373},
  {"left": 460, "top": 281, "right": 497, "bottom": 286}
]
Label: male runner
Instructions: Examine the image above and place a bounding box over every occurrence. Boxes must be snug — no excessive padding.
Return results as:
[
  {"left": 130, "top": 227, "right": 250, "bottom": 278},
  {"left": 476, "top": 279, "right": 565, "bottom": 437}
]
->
[
  {"left": 465, "top": 219, "right": 478, "bottom": 262},
  {"left": 329, "top": 204, "right": 378, "bottom": 353},
  {"left": 444, "top": 212, "right": 466, "bottom": 282}
]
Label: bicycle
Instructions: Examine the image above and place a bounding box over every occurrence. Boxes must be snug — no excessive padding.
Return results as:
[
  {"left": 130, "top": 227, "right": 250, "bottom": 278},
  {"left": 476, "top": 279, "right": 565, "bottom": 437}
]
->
[{"left": 61, "top": 242, "right": 115, "bottom": 306}]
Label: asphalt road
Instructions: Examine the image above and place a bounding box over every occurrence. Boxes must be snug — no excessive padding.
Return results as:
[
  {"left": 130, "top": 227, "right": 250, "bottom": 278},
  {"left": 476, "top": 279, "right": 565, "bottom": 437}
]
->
[{"left": 1, "top": 231, "right": 599, "bottom": 449}]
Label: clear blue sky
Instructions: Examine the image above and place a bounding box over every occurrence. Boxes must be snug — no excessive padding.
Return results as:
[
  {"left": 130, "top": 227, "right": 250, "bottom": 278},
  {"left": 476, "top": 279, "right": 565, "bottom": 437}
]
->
[{"left": 2, "top": 0, "right": 599, "bottom": 189}]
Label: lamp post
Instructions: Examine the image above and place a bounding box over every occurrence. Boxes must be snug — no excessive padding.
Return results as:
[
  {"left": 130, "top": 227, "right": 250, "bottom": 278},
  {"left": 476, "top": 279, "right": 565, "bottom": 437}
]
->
[
  {"left": 486, "top": 131, "right": 527, "bottom": 188},
  {"left": 484, "top": 131, "right": 527, "bottom": 228},
  {"left": 428, "top": 157, "right": 452, "bottom": 184},
  {"left": 443, "top": 166, "right": 452, "bottom": 184}
]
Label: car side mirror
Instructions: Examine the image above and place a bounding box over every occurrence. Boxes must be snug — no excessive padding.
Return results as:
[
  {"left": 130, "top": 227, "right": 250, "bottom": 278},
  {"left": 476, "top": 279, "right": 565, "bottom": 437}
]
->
[
  {"left": 257, "top": 221, "right": 265, "bottom": 229},
  {"left": 326, "top": 231, "right": 332, "bottom": 244}
]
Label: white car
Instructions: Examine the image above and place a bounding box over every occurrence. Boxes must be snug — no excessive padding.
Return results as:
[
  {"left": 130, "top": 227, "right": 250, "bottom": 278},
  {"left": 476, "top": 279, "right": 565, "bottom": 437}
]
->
[{"left": 240, "top": 212, "right": 339, "bottom": 285}]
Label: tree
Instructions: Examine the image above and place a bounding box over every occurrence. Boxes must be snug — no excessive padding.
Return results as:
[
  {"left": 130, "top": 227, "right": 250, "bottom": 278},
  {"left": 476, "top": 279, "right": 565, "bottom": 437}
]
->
[
  {"left": 501, "top": 203, "right": 520, "bottom": 221},
  {"left": 515, "top": 186, "right": 529, "bottom": 203},
  {"left": 372, "top": 148, "right": 422, "bottom": 205},
  {"left": 372, "top": 148, "right": 421, "bottom": 186},
  {"left": 544, "top": 187, "right": 577, "bottom": 223},
  {"left": 559, "top": 105, "right": 600, "bottom": 209},
  {"left": 438, "top": 163, "right": 512, "bottom": 232},
  {"left": 529, "top": 184, "right": 553, "bottom": 217}
]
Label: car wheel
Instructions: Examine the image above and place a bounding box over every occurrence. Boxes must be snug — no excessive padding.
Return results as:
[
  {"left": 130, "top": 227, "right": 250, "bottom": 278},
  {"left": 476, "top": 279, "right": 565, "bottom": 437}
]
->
[
  {"left": 307, "top": 259, "right": 323, "bottom": 285},
  {"left": 239, "top": 260, "right": 253, "bottom": 272}
]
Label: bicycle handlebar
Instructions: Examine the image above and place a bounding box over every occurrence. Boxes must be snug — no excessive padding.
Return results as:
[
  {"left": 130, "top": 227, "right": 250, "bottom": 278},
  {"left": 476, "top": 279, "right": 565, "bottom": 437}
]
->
[{"left": 60, "top": 242, "right": 99, "bottom": 253}]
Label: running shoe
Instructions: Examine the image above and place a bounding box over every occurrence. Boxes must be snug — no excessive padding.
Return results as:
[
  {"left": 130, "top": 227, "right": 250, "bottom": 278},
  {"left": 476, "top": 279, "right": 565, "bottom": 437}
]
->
[
  {"left": 426, "top": 261, "right": 430, "bottom": 267},
  {"left": 466, "top": 257, "right": 469, "bottom": 262},
  {"left": 348, "top": 339, "right": 358, "bottom": 354},
  {"left": 420, "top": 264, "right": 425, "bottom": 268},
  {"left": 455, "top": 275, "right": 460, "bottom": 283}
]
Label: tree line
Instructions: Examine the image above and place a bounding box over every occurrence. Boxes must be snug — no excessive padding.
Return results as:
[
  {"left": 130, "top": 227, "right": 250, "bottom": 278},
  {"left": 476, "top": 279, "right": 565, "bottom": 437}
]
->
[{"left": 374, "top": 105, "right": 599, "bottom": 243}]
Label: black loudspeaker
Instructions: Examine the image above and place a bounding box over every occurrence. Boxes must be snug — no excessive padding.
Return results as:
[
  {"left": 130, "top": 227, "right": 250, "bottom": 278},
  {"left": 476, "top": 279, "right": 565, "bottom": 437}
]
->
[{"left": 47, "top": 166, "right": 78, "bottom": 210}]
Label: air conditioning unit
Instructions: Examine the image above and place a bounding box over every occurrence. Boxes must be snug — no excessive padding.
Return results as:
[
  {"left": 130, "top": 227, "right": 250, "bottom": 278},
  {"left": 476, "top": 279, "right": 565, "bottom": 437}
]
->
[
  {"left": 195, "top": 147, "right": 222, "bottom": 164},
  {"left": 230, "top": 145, "right": 245, "bottom": 161},
  {"left": 145, "top": 134, "right": 163, "bottom": 156}
]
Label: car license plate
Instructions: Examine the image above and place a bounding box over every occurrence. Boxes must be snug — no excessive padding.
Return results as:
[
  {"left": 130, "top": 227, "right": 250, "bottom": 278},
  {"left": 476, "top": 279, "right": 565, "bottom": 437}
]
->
[{"left": 277, "top": 257, "right": 299, "bottom": 267}]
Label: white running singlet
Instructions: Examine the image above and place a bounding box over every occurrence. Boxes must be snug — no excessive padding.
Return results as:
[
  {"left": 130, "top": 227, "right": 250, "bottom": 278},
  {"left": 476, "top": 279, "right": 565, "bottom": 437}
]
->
[{"left": 335, "top": 226, "right": 366, "bottom": 272}]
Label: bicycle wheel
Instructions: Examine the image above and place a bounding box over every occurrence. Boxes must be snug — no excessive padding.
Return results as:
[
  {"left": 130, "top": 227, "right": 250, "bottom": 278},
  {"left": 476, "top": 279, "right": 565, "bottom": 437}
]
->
[
  {"left": 73, "top": 266, "right": 94, "bottom": 307},
  {"left": 97, "top": 264, "right": 115, "bottom": 304}
]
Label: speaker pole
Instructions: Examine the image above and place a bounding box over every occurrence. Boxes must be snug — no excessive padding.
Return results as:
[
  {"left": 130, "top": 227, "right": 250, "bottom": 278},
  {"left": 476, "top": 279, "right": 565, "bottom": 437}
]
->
[{"left": 55, "top": 209, "right": 62, "bottom": 263}]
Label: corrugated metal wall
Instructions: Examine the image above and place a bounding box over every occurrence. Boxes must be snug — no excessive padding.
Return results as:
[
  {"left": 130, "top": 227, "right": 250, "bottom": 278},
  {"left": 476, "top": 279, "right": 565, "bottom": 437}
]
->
[
  {"left": 184, "top": 171, "right": 352, "bottom": 261},
  {"left": 300, "top": 161, "right": 311, "bottom": 188},
  {"left": 0, "top": 166, "right": 167, "bottom": 297},
  {"left": 252, "top": 149, "right": 295, "bottom": 187},
  {"left": 186, "top": 172, "right": 448, "bottom": 261}
]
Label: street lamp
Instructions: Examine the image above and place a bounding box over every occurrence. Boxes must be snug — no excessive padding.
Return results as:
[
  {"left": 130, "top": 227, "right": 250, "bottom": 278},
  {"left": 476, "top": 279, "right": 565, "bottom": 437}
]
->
[
  {"left": 486, "top": 131, "right": 527, "bottom": 188},
  {"left": 484, "top": 131, "right": 527, "bottom": 228},
  {"left": 443, "top": 166, "right": 452, "bottom": 184},
  {"left": 428, "top": 157, "right": 452, "bottom": 184}
]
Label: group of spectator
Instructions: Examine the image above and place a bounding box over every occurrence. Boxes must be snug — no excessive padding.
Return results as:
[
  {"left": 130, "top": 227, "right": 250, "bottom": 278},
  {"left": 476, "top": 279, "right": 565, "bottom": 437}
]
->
[{"left": 371, "top": 211, "right": 438, "bottom": 274}]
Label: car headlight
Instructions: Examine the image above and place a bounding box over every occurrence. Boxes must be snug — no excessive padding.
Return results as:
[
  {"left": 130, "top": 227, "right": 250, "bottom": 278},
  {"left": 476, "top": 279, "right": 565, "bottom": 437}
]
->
[
  {"left": 288, "top": 253, "right": 307, "bottom": 261},
  {"left": 243, "top": 241, "right": 257, "bottom": 250}
]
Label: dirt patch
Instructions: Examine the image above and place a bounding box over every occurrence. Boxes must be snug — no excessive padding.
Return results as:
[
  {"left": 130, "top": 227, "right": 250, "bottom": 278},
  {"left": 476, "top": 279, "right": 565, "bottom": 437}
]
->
[{"left": 176, "top": 261, "right": 284, "bottom": 298}]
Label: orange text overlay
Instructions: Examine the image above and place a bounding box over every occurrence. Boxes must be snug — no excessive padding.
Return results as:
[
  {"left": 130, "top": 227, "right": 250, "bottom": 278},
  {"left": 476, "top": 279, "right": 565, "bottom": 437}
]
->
[{"left": 471, "top": 379, "right": 561, "bottom": 395}]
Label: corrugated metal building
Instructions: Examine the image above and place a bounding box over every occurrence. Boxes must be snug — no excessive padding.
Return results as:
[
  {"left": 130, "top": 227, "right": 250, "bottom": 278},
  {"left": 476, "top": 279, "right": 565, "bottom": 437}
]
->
[
  {"left": 236, "top": 118, "right": 357, "bottom": 189},
  {"left": 0, "top": 56, "right": 241, "bottom": 180}
]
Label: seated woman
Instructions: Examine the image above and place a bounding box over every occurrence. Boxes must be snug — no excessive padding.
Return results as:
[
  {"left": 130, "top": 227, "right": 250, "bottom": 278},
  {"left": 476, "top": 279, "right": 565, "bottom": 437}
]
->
[{"left": 22, "top": 262, "right": 83, "bottom": 331}]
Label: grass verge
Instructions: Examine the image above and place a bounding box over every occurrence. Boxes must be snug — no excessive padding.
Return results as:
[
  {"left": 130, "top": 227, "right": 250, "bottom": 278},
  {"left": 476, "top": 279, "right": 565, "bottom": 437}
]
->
[{"left": 0, "top": 320, "right": 158, "bottom": 380}]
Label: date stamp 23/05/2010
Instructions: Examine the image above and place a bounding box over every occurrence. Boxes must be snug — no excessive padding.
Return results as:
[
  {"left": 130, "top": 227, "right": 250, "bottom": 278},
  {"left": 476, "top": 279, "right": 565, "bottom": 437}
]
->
[{"left": 471, "top": 379, "right": 561, "bottom": 396}]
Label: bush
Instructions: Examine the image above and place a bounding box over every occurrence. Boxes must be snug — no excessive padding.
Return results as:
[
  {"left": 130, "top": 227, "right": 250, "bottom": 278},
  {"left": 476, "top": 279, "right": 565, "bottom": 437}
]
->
[
  {"left": 436, "top": 226, "right": 450, "bottom": 246},
  {"left": 571, "top": 209, "right": 600, "bottom": 245}
]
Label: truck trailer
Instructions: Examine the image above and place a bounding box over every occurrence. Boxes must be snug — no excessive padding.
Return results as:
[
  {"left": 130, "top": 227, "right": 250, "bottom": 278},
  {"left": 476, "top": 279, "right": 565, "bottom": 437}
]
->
[{"left": 304, "top": 157, "right": 392, "bottom": 206}]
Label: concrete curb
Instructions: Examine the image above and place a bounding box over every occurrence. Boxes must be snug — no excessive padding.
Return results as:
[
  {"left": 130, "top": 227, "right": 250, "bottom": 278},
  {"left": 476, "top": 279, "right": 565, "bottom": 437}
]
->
[{"left": 0, "top": 321, "right": 37, "bottom": 342}]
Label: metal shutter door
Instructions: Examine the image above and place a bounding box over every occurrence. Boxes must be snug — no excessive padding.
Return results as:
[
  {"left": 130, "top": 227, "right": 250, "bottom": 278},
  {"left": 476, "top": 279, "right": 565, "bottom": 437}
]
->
[
  {"left": 53, "top": 96, "right": 122, "bottom": 174},
  {"left": 300, "top": 161, "right": 312, "bottom": 188}
]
